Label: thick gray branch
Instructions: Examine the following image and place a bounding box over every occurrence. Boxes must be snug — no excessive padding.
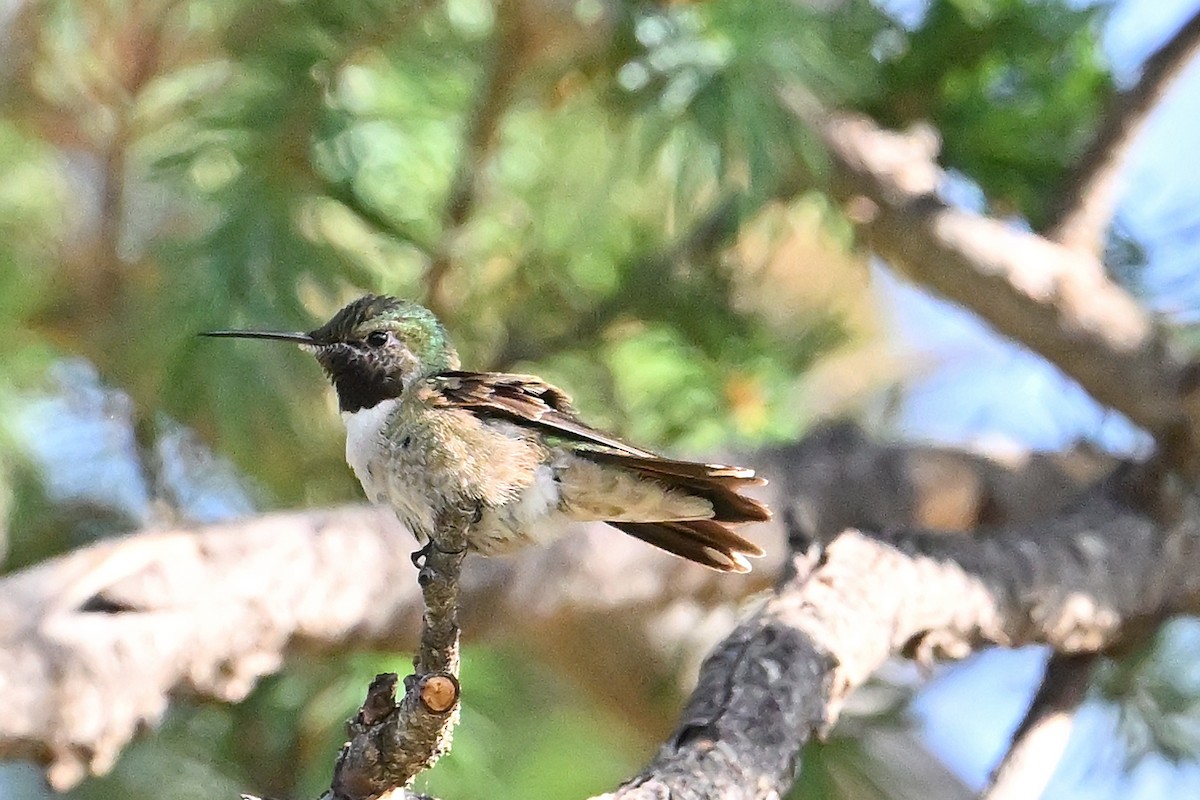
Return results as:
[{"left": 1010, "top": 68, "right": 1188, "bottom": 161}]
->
[{"left": 598, "top": 491, "right": 1199, "bottom": 799}]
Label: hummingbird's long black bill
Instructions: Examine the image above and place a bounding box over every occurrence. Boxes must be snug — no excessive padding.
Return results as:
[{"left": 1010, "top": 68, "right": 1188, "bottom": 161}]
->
[{"left": 200, "top": 330, "right": 316, "bottom": 345}]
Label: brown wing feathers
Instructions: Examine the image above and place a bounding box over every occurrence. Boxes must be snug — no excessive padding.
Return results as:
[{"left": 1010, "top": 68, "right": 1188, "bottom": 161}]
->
[
  {"left": 592, "top": 453, "right": 768, "bottom": 573},
  {"left": 430, "top": 371, "right": 658, "bottom": 457},
  {"left": 609, "top": 521, "right": 758, "bottom": 573},
  {"left": 430, "top": 371, "right": 769, "bottom": 572}
]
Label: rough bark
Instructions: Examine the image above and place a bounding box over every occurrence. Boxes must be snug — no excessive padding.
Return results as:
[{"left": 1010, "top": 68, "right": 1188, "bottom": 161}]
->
[
  {"left": 323, "top": 507, "right": 469, "bottom": 800},
  {"left": 0, "top": 505, "right": 776, "bottom": 791},
  {"left": 598, "top": 487, "right": 1200, "bottom": 799}
]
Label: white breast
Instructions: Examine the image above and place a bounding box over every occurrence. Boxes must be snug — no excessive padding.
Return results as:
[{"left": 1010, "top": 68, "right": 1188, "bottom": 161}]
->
[{"left": 342, "top": 398, "right": 399, "bottom": 497}]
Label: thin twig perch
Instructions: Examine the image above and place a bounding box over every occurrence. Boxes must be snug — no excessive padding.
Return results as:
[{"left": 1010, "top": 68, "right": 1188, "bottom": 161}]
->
[{"left": 324, "top": 506, "right": 471, "bottom": 799}]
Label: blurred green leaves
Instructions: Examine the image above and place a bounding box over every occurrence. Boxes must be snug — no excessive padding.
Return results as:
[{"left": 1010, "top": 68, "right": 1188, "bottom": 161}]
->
[
  {"left": 870, "top": 0, "right": 1114, "bottom": 226},
  {"left": 610, "top": 0, "right": 884, "bottom": 207},
  {"left": 0, "top": 0, "right": 1123, "bottom": 502},
  {"left": 1098, "top": 619, "right": 1200, "bottom": 765}
]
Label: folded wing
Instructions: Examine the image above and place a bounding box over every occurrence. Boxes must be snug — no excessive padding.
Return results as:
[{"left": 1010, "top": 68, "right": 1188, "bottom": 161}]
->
[{"left": 426, "top": 371, "right": 770, "bottom": 572}]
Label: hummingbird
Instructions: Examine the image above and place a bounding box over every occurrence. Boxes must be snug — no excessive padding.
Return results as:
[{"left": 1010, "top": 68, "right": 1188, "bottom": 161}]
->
[{"left": 204, "top": 295, "right": 768, "bottom": 572}]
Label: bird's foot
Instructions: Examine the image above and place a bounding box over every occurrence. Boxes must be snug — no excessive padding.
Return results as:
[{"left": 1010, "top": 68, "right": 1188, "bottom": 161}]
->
[
  {"left": 410, "top": 539, "right": 468, "bottom": 570},
  {"left": 410, "top": 540, "right": 434, "bottom": 569},
  {"left": 414, "top": 540, "right": 468, "bottom": 588}
]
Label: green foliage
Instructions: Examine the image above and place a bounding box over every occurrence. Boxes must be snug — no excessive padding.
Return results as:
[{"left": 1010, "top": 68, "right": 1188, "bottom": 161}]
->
[
  {"left": 0, "top": 0, "right": 885, "bottom": 523},
  {"left": 870, "top": 0, "right": 1115, "bottom": 226},
  {"left": 0, "top": 0, "right": 881, "bottom": 506},
  {"left": 1097, "top": 619, "right": 1200, "bottom": 764},
  {"left": 421, "top": 647, "right": 642, "bottom": 800},
  {"left": 607, "top": 0, "right": 885, "bottom": 209}
]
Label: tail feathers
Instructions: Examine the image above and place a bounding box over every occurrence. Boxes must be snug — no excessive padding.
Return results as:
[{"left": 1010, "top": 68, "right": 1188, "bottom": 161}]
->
[
  {"left": 610, "top": 519, "right": 763, "bottom": 573},
  {"left": 579, "top": 451, "right": 772, "bottom": 523}
]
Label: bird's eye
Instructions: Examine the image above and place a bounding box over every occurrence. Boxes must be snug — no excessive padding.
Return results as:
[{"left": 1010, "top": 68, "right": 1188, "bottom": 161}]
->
[{"left": 365, "top": 330, "right": 389, "bottom": 347}]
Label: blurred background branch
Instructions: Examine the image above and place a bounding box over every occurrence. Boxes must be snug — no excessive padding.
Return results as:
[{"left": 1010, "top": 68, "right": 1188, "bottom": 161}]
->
[
  {"left": 982, "top": 654, "right": 1100, "bottom": 800},
  {"left": 1047, "top": 8, "right": 1200, "bottom": 255}
]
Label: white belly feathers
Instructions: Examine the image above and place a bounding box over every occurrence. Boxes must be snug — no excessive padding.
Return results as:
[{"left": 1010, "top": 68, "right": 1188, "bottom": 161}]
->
[{"left": 340, "top": 399, "right": 565, "bottom": 553}]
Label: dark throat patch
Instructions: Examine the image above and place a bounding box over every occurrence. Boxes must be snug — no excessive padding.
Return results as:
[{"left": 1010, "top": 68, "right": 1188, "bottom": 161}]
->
[{"left": 317, "top": 344, "right": 405, "bottom": 413}]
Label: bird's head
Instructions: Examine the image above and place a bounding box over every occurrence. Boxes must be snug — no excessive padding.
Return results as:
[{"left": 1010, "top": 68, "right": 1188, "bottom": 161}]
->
[{"left": 204, "top": 295, "right": 459, "bottom": 412}]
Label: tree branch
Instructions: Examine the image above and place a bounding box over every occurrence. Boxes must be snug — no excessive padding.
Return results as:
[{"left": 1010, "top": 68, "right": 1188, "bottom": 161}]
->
[
  {"left": 969, "top": 19, "right": 1200, "bottom": 787},
  {"left": 596, "top": 487, "right": 1196, "bottom": 799},
  {"left": 779, "top": 92, "right": 1193, "bottom": 463},
  {"left": 1047, "top": 9, "right": 1200, "bottom": 255},
  {"left": 980, "top": 652, "right": 1097, "bottom": 800},
  {"left": 759, "top": 78, "right": 1200, "bottom": 799},
  {"left": 0, "top": 505, "right": 774, "bottom": 791},
  {"left": 0, "top": 426, "right": 1116, "bottom": 791}
]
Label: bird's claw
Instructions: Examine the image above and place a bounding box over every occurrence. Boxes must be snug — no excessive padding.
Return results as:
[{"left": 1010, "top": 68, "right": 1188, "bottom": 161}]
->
[
  {"left": 410, "top": 540, "right": 434, "bottom": 569},
  {"left": 410, "top": 539, "right": 468, "bottom": 571}
]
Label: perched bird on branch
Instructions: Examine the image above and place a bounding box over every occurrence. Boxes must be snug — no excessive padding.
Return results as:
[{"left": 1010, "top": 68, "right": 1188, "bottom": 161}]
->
[{"left": 205, "top": 295, "right": 769, "bottom": 572}]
